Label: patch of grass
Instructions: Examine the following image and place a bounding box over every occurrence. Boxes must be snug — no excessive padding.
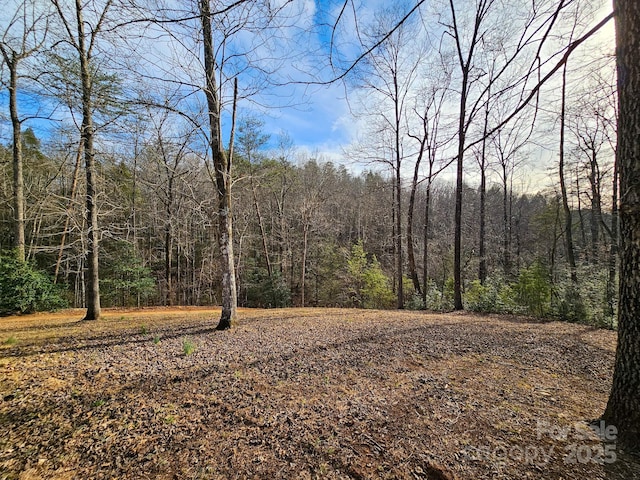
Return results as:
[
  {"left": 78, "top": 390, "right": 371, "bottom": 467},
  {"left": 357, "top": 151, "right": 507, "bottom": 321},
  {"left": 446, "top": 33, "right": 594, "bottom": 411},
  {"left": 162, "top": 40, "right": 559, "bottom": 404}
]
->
[
  {"left": 92, "top": 399, "right": 106, "bottom": 408},
  {"left": 182, "top": 338, "right": 195, "bottom": 355},
  {"left": 4, "top": 335, "right": 17, "bottom": 345},
  {"left": 153, "top": 335, "right": 161, "bottom": 344},
  {"left": 139, "top": 324, "right": 148, "bottom": 335}
]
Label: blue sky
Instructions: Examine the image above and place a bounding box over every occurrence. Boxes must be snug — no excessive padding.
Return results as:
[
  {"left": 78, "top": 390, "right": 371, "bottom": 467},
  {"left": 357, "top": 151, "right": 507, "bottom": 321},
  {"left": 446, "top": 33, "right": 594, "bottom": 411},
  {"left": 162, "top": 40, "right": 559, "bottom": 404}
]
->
[
  {"left": 1, "top": 0, "right": 617, "bottom": 185},
  {"left": 0, "top": 0, "right": 362, "bottom": 164}
]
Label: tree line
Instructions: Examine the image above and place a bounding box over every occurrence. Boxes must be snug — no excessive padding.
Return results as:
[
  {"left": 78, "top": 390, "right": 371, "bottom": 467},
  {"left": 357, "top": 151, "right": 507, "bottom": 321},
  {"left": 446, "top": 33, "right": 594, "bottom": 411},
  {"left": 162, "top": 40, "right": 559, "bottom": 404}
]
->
[
  {"left": 0, "top": 0, "right": 619, "bottom": 320},
  {"left": 1, "top": 0, "right": 638, "bottom": 452},
  {"left": 0, "top": 119, "right": 619, "bottom": 325}
]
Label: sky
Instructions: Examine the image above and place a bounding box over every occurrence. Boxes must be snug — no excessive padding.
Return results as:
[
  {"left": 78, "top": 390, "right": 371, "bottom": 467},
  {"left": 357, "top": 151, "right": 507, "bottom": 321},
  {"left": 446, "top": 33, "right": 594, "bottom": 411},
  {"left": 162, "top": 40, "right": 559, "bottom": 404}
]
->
[
  {"left": 0, "top": 0, "right": 618, "bottom": 187},
  {"left": 0, "top": 0, "right": 363, "bottom": 164}
]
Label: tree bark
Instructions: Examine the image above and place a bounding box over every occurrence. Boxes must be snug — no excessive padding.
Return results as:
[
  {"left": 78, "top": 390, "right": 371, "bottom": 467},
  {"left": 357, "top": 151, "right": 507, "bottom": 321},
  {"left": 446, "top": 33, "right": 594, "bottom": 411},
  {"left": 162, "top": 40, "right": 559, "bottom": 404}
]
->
[
  {"left": 407, "top": 143, "right": 423, "bottom": 296},
  {"left": 55, "top": 141, "right": 83, "bottom": 283},
  {"left": 558, "top": 62, "right": 578, "bottom": 284},
  {"left": 606, "top": 158, "right": 618, "bottom": 317},
  {"left": 76, "top": 0, "right": 101, "bottom": 321},
  {"left": 251, "top": 175, "right": 272, "bottom": 277},
  {"left": 603, "top": 0, "right": 640, "bottom": 453},
  {"left": 200, "top": 0, "right": 237, "bottom": 329},
  {"left": 5, "top": 53, "right": 26, "bottom": 262},
  {"left": 422, "top": 175, "right": 432, "bottom": 306}
]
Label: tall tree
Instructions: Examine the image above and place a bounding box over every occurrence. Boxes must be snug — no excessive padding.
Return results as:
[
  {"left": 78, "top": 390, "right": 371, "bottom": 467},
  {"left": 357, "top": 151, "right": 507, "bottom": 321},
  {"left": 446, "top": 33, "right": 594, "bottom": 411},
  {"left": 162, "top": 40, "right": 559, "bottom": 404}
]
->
[
  {"left": 603, "top": 0, "right": 640, "bottom": 454},
  {"left": 446, "top": 0, "right": 495, "bottom": 310},
  {"left": 0, "top": 0, "right": 50, "bottom": 262},
  {"left": 199, "top": 0, "right": 237, "bottom": 330},
  {"left": 407, "top": 78, "right": 450, "bottom": 299},
  {"left": 356, "top": 8, "right": 423, "bottom": 308},
  {"left": 141, "top": 111, "right": 196, "bottom": 306},
  {"left": 236, "top": 117, "right": 272, "bottom": 278},
  {"left": 51, "top": 0, "right": 118, "bottom": 320},
  {"left": 570, "top": 98, "right": 610, "bottom": 264},
  {"left": 491, "top": 105, "right": 533, "bottom": 278},
  {"left": 558, "top": 60, "right": 578, "bottom": 284}
]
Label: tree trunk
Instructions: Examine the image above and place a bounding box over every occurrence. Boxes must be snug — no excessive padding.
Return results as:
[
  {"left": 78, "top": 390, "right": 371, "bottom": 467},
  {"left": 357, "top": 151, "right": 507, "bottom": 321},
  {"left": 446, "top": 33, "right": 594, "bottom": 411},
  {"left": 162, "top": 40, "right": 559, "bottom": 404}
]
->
[
  {"left": 200, "top": 0, "right": 237, "bottom": 329},
  {"left": 576, "top": 171, "right": 588, "bottom": 261},
  {"left": 606, "top": 158, "right": 618, "bottom": 317},
  {"left": 478, "top": 149, "right": 487, "bottom": 285},
  {"left": 603, "top": 0, "right": 640, "bottom": 453},
  {"left": 394, "top": 74, "right": 404, "bottom": 309},
  {"left": 588, "top": 150, "right": 602, "bottom": 262},
  {"left": 422, "top": 176, "right": 432, "bottom": 306},
  {"left": 55, "top": 141, "right": 83, "bottom": 283},
  {"left": 6, "top": 55, "right": 26, "bottom": 262},
  {"left": 301, "top": 223, "right": 309, "bottom": 307},
  {"left": 559, "top": 62, "right": 578, "bottom": 284},
  {"left": 478, "top": 81, "right": 491, "bottom": 285},
  {"left": 251, "top": 175, "right": 272, "bottom": 277},
  {"left": 407, "top": 146, "right": 423, "bottom": 296},
  {"left": 501, "top": 162, "right": 512, "bottom": 277},
  {"left": 165, "top": 222, "right": 173, "bottom": 306},
  {"left": 76, "top": 0, "right": 101, "bottom": 321},
  {"left": 453, "top": 70, "right": 468, "bottom": 310}
]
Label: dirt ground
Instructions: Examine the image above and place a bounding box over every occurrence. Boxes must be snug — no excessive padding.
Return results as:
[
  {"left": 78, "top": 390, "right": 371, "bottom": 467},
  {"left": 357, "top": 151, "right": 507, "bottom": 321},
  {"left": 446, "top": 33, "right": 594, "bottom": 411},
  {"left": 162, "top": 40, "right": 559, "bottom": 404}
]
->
[{"left": 0, "top": 307, "right": 638, "bottom": 479}]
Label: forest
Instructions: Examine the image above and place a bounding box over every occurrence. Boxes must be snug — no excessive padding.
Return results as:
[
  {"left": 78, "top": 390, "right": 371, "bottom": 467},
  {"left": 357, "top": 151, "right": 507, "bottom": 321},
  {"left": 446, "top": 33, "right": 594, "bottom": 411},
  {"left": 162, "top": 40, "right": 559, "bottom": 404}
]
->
[
  {"left": 2, "top": 0, "right": 640, "bottom": 470},
  {"left": 0, "top": 0, "right": 619, "bottom": 326}
]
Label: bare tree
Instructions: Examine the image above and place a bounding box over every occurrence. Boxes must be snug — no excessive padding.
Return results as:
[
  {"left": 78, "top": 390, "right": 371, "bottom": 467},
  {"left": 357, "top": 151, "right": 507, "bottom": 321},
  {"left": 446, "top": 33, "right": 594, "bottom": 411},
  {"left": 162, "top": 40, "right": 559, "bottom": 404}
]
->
[
  {"left": 443, "top": 0, "right": 496, "bottom": 309},
  {"left": 236, "top": 116, "right": 272, "bottom": 278},
  {"left": 490, "top": 106, "right": 533, "bottom": 278},
  {"left": 558, "top": 60, "right": 578, "bottom": 284},
  {"left": 0, "top": 0, "right": 51, "bottom": 262},
  {"left": 199, "top": 0, "right": 238, "bottom": 329},
  {"left": 352, "top": 8, "right": 424, "bottom": 308},
  {"left": 438, "top": 0, "right": 601, "bottom": 308},
  {"left": 140, "top": 110, "right": 198, "bottom": 306},
  {"left": 406, "top": 77, "right": 451, "bottom": 300},
  {"left": 569, "top": 95, "right": 611, "bottom": 264},
  {"left": 51, "top": 0, "right": 121, "bottom": 320}
]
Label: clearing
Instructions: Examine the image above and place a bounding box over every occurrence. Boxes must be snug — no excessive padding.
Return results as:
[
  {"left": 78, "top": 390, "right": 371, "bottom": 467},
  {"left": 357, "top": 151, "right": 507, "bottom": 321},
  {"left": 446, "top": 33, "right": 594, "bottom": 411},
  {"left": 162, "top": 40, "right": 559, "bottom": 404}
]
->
[{"left": 0, "top": 307, "right": 638, "bottom": 479}]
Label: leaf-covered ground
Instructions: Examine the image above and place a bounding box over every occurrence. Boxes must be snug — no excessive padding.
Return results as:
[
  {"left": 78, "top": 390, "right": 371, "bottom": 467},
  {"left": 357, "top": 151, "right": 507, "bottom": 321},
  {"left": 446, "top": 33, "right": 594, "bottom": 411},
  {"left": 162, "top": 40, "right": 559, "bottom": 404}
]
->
[{"left": 0, "top": 307, "right": 638, "bottom": 480}]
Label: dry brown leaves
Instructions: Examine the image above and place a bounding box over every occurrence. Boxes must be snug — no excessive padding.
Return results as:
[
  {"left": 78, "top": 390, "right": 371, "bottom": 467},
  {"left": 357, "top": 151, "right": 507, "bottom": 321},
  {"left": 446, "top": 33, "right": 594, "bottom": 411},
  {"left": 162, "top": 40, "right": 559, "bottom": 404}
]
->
[{"left": 0, "top": 308, "right": 638, "bottom": 480}]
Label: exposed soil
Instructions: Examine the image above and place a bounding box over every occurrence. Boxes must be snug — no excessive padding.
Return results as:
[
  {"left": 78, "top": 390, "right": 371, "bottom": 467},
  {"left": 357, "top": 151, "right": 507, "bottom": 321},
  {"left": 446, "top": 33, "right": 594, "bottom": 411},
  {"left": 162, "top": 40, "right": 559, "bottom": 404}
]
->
[{"left": 0, "top": 307, "right": 638, "bottom": 479}]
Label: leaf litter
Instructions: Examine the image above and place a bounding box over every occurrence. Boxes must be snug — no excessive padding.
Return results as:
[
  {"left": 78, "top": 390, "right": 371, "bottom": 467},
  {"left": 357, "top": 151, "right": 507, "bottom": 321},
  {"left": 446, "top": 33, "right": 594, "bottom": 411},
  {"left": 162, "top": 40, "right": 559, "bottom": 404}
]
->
[{"left": 0, "top": 307, "right": 638, "bottom": 479}]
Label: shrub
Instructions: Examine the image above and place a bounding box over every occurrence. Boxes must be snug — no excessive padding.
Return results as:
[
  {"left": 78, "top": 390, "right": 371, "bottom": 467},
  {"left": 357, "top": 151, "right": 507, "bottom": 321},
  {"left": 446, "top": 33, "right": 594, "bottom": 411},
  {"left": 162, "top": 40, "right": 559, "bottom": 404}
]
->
[
  {"left": 513, "top": 260, "right": 551, "bottom": 317},
  {"left": 0, "top": 253, "right": 67, "bottom": 316},
  {"left": 464, "top": 279, "right": 498, "bottom": 313},
  {"left": 496, "top": 283, "right": 522, "bottom": 314},
  {"left": 346, "top": 242, "right": 394, "bottom": 309},
  {"left": 360, "top": 257, "right": 395, "bottom": 309},
  {"left": 100, "top": 241, "right": 156, "bottom": 307},
  {"left": 554, "top": 285, "right": 587, "bottom": 323},
  {"left": 440, "top": 277, "right": 455, "bottom": 311},
  {"left": 578, "top": 266, "right": 616, "bottom": 328},
  {"left": 244, "top": 268, "right": 291, "bottom": 308},
  {"left": 406, "top": 293, "right": 425, "bottom": 310}
]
